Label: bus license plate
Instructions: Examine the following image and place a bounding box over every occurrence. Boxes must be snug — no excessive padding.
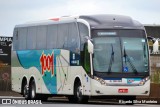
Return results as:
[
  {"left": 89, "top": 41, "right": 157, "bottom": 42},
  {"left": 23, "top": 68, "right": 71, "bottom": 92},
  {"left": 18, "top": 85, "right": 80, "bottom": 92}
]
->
[{"left": 118, "top": 89, "right": 128, "bottom": 93}]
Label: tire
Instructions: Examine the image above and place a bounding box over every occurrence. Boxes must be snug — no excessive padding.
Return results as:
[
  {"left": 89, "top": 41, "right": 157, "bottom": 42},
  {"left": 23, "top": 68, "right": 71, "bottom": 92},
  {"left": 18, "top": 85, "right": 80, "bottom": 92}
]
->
[
  {"left": 29, "top": 80, "right": 36, "bottom": 100},
  {"left": 22, "top": 81, "right": 29, "bottom": 100},
  {"left": 74, "top": 82, "right": 89, "bottom": 103}
]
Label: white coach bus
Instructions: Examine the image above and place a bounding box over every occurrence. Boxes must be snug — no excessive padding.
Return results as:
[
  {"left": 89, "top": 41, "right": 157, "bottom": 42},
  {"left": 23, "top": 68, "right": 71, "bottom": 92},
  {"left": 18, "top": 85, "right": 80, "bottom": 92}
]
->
[{"left": 12, "top": 14, "right": 150, "bottom": 103}]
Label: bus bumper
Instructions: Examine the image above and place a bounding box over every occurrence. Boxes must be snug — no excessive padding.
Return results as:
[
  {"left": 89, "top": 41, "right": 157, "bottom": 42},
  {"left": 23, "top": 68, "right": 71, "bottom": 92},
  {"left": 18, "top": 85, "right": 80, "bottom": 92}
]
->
[{"left": 91, "top": 79, "right": 150, "bottom": 96}]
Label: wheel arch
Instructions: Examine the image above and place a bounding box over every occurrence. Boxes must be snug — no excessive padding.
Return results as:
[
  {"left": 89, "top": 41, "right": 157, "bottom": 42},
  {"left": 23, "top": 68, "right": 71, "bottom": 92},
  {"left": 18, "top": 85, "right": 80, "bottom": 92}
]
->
[
  {"left": 29, "top": 76, "right": 36, "bottom": 87},
  {"left": 73, "top": 76, "right": 82, "bottom": 93}
]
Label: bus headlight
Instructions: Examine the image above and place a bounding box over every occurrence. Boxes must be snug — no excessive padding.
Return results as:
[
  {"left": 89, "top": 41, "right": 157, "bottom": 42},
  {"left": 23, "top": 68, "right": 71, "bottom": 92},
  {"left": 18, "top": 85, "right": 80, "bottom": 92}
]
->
[
  {"left": 139, "top": 76, "right": 150, "bottom": 86},
  {"left": 94, "top": 76, "right": 107, "bottom": 86}
]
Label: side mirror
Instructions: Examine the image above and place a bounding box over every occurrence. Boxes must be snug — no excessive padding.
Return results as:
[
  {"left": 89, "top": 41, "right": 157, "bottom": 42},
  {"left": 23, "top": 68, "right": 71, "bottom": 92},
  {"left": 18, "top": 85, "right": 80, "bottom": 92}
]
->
[{"left": 88, "top": 40, "right": 94, "bottom": 54}]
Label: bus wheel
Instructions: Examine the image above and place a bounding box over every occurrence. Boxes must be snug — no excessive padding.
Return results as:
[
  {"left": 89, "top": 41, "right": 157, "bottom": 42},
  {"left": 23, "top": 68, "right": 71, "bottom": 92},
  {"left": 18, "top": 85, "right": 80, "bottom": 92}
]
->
[
  {"left": 22, "top": 81, "right": 29, "bottom": 100},
  {"left": 74, "top": 82, "right": 88, "bottom": 103},
  {"left": 29, "top": 80, "right": 36, "bottom": 100}
]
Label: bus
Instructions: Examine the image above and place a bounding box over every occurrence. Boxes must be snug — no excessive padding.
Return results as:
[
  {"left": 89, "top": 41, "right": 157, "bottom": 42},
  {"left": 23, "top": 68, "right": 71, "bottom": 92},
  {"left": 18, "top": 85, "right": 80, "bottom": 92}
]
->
[{"left": 12, "top": 14, "right": 150, "bottom": 103}]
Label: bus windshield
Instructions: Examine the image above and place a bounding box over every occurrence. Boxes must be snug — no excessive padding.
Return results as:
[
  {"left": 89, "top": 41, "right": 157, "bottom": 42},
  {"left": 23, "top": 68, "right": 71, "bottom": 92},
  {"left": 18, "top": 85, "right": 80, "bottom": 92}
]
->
[{"left": 92, "top": 30, "right": 149, "bottom": 74}]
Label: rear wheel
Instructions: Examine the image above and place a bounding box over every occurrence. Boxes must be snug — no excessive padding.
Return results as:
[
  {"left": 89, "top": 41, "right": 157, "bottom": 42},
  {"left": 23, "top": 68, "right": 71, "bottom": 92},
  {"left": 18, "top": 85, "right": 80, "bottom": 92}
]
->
[
  {"left": 29, "top": 79, "right": 36, "bottom": 100},
  {"left": 22, "top": 81, "right": 29, "bottom": 100}
]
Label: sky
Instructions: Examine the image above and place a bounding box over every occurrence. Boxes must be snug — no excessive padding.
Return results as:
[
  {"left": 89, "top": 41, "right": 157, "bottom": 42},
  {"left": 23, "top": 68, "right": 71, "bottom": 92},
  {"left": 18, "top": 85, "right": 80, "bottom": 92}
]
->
[{"left": 0, "top": 0, "right": 160, "bottom": 36}]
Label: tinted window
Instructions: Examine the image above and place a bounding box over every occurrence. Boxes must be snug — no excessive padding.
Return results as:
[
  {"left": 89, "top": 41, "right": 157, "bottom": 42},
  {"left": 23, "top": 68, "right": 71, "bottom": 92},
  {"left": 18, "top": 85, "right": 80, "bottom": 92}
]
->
[
  {"left": 78, "top": 23, "right": 89, "bottom": 51},
  {"left": 68, "top": 23, "right": 80, "bottom": 52},
  {"left": 57, "top": 24, "right": 68, "bottom": 49},
  {"left": 37, "top": 26, "right": 47, "bottom": 49},
  {"left": 18, "top": 27, "right": 27, "bottom": 50},
  {"left": 13, "top": 28, "right": 18, "bottom": 50},
  {"left": 27, "top": 27, "right": 37, "bottom": 49},
  {"left": 47, "top": 25, "right": 58, "bottom": 49}
]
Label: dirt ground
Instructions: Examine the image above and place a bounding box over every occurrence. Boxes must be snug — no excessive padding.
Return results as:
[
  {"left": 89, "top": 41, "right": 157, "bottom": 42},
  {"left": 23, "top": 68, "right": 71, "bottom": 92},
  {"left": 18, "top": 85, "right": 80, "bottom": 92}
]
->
[{"left": 0, "top": 91, "right": 22, "bottom": 97}]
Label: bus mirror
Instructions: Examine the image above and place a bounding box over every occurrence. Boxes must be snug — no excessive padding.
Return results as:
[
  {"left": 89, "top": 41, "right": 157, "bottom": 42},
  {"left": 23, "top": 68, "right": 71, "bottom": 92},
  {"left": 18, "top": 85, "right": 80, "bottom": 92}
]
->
[{"left": 88, "top": 40, "right": 94, "bottom": 54}]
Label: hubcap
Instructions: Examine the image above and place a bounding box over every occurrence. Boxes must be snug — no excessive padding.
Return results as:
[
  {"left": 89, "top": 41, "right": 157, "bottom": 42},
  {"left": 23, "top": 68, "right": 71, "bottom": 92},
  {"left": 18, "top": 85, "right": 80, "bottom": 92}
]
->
[
  {"left": 24, "top": 85, "right": 28, "bottom": 98},
  {"left": 77, "top": 86, "right": 82, "bottom": 99},
  {"left": 31, "top": 84, "right": 35, "bottom": 99}
]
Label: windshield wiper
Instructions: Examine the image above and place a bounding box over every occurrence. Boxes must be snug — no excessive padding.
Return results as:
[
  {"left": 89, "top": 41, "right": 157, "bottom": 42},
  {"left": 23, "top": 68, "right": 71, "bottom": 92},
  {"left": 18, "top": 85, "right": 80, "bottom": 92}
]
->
[
  {"left": 107, "top": 44, "right": 114, "bottom": 73},
  {"left": 123, "top": 46, "right": 138, "bottom": 74}
]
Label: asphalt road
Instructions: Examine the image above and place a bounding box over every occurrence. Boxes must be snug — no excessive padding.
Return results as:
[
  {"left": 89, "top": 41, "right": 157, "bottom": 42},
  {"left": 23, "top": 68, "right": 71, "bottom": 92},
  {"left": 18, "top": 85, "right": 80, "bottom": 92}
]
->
[{"left": 0, "top": 96, "right": 159, "bottom": 107}]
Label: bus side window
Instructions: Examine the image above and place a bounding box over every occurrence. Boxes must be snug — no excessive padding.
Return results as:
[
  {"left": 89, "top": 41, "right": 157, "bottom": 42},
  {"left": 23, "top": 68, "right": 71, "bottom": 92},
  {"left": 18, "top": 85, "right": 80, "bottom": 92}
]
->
[
  {"left": 18, "top": 27, "right": 27, "bottom": 50},
  {"left": 13, "top": 28, "right": 18, "bottom": 50},
  {"left": 27, "top": 27, "right": 37, "bottom": 50},
  {"left": 47, "top": 25, "right": 58, "bottom": 49},
  {"left": 57, "top": 24, "right": 68, "bottom": 49},
  {"left": 78, "top": 22, "right": 89, "bottom": 51},
  {"left": 68, "top": 23, "right": 80, "bottom": 53},
  {"left": 84, "top": 43, "right": 90, "bottom": 74},
  {"left": 37, "top": 26, "right": 47, "bottom": 49}
]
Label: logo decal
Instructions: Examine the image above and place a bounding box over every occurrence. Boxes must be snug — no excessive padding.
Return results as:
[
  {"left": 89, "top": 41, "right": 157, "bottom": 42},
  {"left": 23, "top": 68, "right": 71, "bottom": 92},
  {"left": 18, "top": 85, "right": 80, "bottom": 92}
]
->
[{"left": 40, "top": 51, "right": 54, "bottom": 76}]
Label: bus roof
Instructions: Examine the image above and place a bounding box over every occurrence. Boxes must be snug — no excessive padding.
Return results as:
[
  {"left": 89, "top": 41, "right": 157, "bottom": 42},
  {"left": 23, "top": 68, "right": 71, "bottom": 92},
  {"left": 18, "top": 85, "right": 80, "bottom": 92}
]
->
[
  {"left": 15, "top": 14, "right": 144, "bottom": 30},
  {"left": 79, "top": 14, "right": 144, "bottom": 29}
]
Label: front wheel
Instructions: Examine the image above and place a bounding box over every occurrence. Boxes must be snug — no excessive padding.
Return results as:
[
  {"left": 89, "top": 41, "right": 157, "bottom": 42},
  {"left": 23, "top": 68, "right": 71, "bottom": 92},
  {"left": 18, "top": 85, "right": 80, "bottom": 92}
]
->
[{"left": 74, "top": 82, "right": 89, "bottom": 103}]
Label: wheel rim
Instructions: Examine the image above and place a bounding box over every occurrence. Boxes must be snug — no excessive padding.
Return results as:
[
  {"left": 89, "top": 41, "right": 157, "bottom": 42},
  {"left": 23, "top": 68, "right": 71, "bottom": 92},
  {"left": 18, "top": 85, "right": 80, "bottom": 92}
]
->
[
  {"left": 24, "top": 85, "right": 28, "bottom": 98},
  {"left": 77, "top": 86, "right": 82, "bottom": 100},
  {"left": 31, "top": 84, "right": 35, "bottom": 99}
]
